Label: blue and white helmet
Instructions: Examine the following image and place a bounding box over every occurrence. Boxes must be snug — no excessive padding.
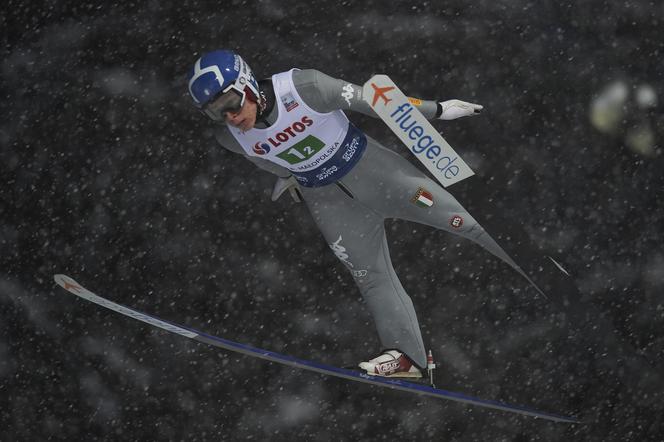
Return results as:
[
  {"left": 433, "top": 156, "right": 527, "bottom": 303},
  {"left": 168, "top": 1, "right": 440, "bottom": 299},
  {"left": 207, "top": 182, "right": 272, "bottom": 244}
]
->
[{"left": 187, "top": 50, "right": 260, "bottom": 111}]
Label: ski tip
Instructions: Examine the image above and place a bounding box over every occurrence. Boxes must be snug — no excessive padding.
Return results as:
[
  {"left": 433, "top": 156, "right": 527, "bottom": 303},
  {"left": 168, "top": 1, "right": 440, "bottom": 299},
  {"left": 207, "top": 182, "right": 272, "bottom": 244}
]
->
[{"left": 53, "top": 274, "right": 79, "bottom": 291}]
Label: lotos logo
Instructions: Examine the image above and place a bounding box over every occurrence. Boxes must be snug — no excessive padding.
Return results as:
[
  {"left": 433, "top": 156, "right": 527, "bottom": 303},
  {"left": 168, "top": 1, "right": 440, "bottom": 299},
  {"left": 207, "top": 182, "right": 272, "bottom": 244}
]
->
[
  {"left": 253, "top": 142, "right": 271, "bottom": 155},
  {"left": 263, "top": 115, "right": 314, "bottom": 148}
]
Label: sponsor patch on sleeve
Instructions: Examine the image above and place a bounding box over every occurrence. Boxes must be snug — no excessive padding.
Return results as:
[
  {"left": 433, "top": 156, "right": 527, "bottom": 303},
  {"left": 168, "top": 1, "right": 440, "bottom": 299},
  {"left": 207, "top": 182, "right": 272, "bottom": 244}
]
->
[
  {"left": 412, "top": 187, "right": 434, "bottom": 208},
  {"left": 450, "top": 215, "right": 464, "bottom": 228}
]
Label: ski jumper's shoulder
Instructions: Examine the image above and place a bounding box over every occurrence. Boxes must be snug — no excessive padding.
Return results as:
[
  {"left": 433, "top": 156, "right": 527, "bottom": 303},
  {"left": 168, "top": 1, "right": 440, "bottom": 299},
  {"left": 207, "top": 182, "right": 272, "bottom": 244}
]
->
[
  {"left": 214, "top": 125, "right": 244, "bottom": 154},
  {"left": 292, "top": 69, "right": 374, "bottom": 115}
]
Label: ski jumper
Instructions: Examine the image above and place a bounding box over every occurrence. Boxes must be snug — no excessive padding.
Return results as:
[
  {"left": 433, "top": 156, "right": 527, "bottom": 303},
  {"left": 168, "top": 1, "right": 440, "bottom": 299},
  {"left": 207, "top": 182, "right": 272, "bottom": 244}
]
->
[{"left": 215, "top": 69, "right": 519, "bottom": 369}]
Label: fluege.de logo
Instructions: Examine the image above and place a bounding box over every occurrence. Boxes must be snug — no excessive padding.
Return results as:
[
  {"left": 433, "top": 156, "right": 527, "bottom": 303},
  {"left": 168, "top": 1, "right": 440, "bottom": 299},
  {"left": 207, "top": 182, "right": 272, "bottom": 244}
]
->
[
  {"left": 390, "top": 103, "right": 462, "bottom": 181},
  {"left": 363, "top": 75, "right": 474, "bottom": 187}
]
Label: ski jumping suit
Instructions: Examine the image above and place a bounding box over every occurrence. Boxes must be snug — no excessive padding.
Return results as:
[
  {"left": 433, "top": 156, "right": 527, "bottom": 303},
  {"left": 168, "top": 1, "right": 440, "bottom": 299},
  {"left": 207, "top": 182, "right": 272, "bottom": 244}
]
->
[{"left": 214, "top": 69, "right": 520, "bottom": 368}]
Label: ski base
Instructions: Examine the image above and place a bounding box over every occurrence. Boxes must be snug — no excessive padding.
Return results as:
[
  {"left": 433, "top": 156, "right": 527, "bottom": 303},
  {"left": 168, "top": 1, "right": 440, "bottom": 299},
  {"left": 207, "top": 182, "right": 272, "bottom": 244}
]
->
[{"left": 53, "top": 274, "right": 579, "bottom": 423}]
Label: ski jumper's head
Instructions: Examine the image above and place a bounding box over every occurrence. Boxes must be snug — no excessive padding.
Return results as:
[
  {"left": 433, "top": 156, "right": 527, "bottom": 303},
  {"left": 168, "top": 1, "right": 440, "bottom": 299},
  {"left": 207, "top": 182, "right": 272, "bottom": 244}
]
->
[{"left": 188, "top": 50, "right": 261, "bottom": 131}]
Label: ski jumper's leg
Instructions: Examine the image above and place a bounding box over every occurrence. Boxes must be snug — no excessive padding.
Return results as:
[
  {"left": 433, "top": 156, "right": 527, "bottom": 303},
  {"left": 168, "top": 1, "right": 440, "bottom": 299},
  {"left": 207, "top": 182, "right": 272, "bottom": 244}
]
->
[
  {"left": 299, "top": 182, "right": 427, "bottom": 368},
  {"left": 340, "top": 138, "right": 533, "bottom": 287}
]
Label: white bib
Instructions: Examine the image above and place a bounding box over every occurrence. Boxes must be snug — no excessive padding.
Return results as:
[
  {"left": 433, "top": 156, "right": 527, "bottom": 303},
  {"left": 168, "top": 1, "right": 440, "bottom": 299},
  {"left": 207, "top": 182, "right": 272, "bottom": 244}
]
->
[{"left": 227, "top": 69, "right": 366, "bottom": 187}]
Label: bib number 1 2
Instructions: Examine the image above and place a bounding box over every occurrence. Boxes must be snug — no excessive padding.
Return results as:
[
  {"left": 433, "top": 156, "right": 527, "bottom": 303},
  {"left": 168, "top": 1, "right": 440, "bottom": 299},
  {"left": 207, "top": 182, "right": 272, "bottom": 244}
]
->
[{"left": 277, "top": 135, "right": 326, "bottom": 165}]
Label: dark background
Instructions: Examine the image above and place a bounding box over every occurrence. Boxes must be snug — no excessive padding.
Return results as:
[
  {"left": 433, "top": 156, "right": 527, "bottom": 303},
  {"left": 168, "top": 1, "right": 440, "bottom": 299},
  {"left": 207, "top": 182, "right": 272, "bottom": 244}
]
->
[{"left": 2, "top": 1, "right": 663, "bottom": 440}]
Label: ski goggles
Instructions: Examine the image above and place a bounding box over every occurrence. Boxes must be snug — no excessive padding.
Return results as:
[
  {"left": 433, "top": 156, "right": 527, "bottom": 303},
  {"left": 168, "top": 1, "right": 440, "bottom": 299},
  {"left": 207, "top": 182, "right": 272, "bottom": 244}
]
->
[{"left": 202, "top": 85, "right": 246, "bottom": 121}]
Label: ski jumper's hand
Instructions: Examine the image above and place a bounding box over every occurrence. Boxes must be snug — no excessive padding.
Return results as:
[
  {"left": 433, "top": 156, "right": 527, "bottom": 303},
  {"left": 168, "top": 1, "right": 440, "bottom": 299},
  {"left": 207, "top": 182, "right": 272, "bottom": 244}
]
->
[
  {"left": 271, "top": 176, "right": 303, "bottom": 203},
  {"left": 437, "top": 99, "right": 483, "bottom": 120}
]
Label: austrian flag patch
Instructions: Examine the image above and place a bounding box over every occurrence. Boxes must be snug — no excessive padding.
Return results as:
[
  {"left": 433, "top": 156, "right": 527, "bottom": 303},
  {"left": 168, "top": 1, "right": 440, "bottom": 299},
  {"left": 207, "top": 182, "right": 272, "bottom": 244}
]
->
[{"left": 412, "top": 187, "right": 434, "bottom": 208}]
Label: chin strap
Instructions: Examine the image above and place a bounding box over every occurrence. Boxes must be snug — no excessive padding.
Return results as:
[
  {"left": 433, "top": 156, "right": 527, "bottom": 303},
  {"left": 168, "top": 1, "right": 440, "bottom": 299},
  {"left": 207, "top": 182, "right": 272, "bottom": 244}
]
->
[
  {"left": 256, "top": 89, "right": 268, "bottom": 117},
  {"left": 255, "top": 79, "right": 275, "bottom": 122}
]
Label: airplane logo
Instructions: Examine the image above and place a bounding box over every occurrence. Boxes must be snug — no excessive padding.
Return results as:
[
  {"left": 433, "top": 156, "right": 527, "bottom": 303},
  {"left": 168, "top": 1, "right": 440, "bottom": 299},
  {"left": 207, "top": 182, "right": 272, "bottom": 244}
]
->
[{"left": 370, "top": 83, "right": 395, "bottom": 107}]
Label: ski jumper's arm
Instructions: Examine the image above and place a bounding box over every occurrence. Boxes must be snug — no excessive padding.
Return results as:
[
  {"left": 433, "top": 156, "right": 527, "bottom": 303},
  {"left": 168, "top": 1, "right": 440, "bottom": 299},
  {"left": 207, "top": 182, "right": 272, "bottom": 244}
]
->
[
  {"left": 292, "top": 69, "right": 440, "bottom": 118},
  {"left": 213, "top": 126, "right": 299, "bottom": 201},
  {"left": 292, "top": 69, "right": 482, "bottom": 120}
]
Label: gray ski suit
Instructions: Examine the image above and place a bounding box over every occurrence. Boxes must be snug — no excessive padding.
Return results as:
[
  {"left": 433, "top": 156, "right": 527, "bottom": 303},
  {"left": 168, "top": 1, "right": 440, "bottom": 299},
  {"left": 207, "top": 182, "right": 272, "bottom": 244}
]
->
[{"left": 214, "top": 69, "right": 519, "bottom": 368}]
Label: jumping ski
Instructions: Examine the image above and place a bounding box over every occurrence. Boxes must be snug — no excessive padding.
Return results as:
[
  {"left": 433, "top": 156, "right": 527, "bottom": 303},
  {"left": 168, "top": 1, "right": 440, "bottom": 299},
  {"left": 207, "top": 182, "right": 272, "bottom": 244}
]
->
[{"left": 53, "top": 274, "right": 579, "bottom": 423}]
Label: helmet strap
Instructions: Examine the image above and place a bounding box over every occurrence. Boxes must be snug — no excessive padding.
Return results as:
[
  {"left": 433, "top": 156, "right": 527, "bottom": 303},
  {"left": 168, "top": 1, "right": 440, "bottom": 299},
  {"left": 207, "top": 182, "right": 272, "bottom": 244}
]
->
[
  {"left": 248, "top": 87, "right": 268, "bottom": 118},
  {"left": 257, "top": 89, "right": 268, "bottom": 116}
]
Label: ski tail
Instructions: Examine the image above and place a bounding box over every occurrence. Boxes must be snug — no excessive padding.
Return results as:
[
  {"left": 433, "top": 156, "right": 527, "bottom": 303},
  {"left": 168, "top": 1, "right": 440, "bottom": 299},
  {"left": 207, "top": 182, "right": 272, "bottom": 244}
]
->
[{"left": 53, "top": 274, "right": 579, "bottom": 424}]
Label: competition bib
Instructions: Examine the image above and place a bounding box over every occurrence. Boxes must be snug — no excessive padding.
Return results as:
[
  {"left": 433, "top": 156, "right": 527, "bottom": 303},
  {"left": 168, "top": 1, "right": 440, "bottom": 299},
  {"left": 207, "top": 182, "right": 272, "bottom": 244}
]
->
[{"left": 228, "top": 69, "right": 366, "bottom": 187}]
